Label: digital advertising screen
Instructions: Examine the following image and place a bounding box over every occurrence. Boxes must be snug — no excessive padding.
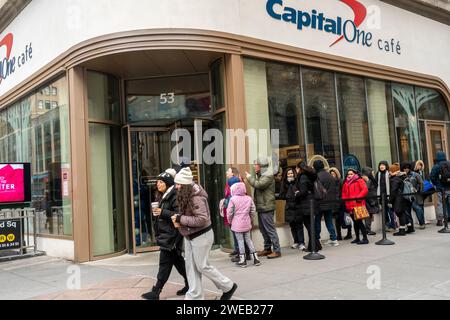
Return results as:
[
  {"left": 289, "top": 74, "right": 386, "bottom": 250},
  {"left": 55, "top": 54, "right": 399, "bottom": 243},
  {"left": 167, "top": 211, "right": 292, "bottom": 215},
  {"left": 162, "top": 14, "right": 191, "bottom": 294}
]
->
[{"left": 0, "top": 163, "right": 31, "bottom": 204}]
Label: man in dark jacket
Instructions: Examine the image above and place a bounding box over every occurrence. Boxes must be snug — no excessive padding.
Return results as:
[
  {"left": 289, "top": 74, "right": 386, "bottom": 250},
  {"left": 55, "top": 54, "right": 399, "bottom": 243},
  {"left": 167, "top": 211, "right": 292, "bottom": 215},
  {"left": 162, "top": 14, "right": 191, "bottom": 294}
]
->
[
  {"left": 142, "top": 171, "right": 189, "bottom": 300},
  {"left": 430, "top": 151, "right": 450, "bottom": 226},
  {"left": 296, "top": 162, "right": 322, "bottom": 252},
  {"left": 376, "top": 160, "right": 396, "bottom": 231},
  {"left": 313, "top": 160, "right": 339, "bottom": 246},
  {"left": 245, "top": 156, "right": 281, "bottom": 259},
  {"left": 389, "top": 164, "right": 409, "bottom": 236},
  {"left": 402, "top": 161, "right": 423, "bottom": 232}
]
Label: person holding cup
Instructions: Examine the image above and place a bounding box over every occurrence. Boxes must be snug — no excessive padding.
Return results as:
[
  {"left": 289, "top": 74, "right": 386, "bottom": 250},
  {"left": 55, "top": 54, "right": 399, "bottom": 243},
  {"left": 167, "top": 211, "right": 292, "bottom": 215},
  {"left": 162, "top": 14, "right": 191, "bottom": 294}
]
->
[{"left": 141, "top": 171, "right": 189, "bottom": 300}]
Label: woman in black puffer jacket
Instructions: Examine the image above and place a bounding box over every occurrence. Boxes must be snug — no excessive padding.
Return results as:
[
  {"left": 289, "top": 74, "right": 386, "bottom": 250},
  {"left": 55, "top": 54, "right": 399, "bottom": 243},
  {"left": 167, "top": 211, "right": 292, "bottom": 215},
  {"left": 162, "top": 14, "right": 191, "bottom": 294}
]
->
[
  {"left": 279, "top": 167, "right": 305, "bottom": 251},
  {"left": 141, "top": 171, "right": 189, "bottom": 300}
]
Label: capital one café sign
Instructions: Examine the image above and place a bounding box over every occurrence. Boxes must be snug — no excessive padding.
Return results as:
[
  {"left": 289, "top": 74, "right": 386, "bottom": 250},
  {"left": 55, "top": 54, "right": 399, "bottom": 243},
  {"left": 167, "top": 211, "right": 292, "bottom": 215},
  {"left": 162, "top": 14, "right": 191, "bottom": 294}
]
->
[
  {"left": 266, "top": 0, "right": 402, "bottom": 54},
  {"left": 0, "top": 33, "right": 33, "bottom": 86}
]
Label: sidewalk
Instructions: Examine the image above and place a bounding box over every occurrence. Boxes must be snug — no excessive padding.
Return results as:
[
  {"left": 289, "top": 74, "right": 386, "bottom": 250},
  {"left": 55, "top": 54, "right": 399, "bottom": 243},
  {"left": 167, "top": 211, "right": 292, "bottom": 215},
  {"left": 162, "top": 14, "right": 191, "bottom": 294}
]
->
[{"left": 2, "top": 224, "right": 450, "bottom": 300}]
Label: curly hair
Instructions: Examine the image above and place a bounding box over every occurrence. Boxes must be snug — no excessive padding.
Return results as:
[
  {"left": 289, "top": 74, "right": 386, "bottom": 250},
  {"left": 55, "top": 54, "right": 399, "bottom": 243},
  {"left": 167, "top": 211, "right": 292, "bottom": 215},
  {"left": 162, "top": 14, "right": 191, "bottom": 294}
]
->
[{"left": 176, "top": 184, "right": 194, "bottom": 214}]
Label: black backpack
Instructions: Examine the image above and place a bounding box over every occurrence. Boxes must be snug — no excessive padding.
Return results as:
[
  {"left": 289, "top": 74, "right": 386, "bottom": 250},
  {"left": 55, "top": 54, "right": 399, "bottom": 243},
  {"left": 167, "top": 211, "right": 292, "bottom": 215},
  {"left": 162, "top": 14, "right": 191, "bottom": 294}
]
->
[
  {"left": 314, "top": 177, "right": 327, "bottom": 201},
  {"left": 439, "top": 162, "right": 450, "bottom": 185}
]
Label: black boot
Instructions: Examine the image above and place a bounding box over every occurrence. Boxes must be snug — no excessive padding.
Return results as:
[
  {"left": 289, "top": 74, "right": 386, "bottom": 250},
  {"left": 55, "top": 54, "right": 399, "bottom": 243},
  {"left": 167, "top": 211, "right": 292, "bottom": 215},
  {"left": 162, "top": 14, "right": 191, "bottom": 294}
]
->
[
  {"left": 344, "top": 228, "right": 352, "bottom": 240},
  {"left": 406, "top": 225, "right": 415, "bottom": 233},
  {"left": 394, "top": 228, "right": 406, "bottom": 236},
  {"left": 176, "top": 281, "right": 189, "bottom": 296},
  {"left": 336, "top": 226, "right": 343, "bottom": 241},
  {"left": 141, "top": 286, "right": 162, "bottom": 300},
  {"left": 231, "top": 255, "right": 240, "bottom": 263}
]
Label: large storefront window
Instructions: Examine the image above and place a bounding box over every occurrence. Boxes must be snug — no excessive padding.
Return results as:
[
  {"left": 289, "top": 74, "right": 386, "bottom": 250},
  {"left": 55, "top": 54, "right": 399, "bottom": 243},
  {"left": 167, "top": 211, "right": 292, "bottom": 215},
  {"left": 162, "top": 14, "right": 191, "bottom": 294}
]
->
[
  {"left": 366, "top": 79, "right": 398, "bottom": 166},
  {"left": 267, "top": 62, "right": 305, "bottom": 171},
  {"left": 416, "top": 87, "right": 450, "bottom": 173},
  {"left": 210, "top": 59, "right": 225, "bottom": 111},
  {"left": 392, "top": 83, "right": 420, "bottom": 162},
  {"left": 0, "top": 76, "right": 72, "bottom": 237},
  {"left": 88, "top": 71, "right": 126, "bottom": 257},
  {"left": 243, "top": 57, "right": 450, "bottom": 228},
  {"left": 337, "top": 74, "right": 372, "bottom": 171},
  {"left": 302, "top": 67, "right": 341, "bottom": 170}
]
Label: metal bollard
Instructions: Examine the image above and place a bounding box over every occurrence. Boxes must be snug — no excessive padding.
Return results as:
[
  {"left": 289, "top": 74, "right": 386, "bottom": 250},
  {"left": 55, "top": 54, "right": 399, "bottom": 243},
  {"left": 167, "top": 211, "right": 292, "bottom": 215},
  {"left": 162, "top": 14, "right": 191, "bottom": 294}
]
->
[
  {"left": 438, "top": 190, "right": 450, "bottom": 233},
  {"left": 304, "top": 198, "right": 325, "bottom": 260},
  {"left": 375, "top": 194, "right": 395, "bottom": 245}
]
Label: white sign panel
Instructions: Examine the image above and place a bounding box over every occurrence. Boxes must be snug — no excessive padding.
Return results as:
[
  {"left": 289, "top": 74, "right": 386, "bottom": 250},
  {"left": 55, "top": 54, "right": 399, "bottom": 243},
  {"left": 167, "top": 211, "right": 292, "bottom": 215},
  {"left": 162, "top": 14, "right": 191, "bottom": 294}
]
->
[{"left": 0, "top": 0, "right": 449, "bottom": 97}]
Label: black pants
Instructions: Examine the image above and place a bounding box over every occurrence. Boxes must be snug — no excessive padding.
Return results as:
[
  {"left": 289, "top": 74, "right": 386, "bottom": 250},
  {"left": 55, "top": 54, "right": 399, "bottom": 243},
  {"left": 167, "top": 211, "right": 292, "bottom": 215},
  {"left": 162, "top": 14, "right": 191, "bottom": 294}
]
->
[
  {"left": 304, "top": 214, "right": 322, "bottom": 251},
  {"left": 395, "top": 210, "right": 407, "bottom": 228},
  {"left": 289, "top": 216, "right": 305, "bottom": 245},
  {"left": 156, "top": 248, "right": 188, "bottom": 290},
  {"left": 351, "top": 214, "right": 367, "bottom": 240}
]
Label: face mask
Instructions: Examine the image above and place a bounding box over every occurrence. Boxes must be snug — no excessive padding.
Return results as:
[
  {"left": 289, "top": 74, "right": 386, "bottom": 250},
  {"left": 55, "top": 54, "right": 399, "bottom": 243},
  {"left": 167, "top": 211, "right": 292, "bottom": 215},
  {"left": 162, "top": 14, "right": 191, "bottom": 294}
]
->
[{"left": 287, "top": 177, "right": 295, "bottom": 183}]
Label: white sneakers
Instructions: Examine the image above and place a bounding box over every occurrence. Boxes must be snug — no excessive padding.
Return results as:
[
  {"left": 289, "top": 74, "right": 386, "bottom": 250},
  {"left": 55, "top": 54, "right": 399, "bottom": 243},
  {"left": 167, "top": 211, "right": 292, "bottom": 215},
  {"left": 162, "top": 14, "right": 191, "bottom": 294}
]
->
[
  {"left": 291, "top": 243, "right": 307, "bottom": 251},
  {"left": 326, "top": 239, "right": 340, "bottom": 247}
]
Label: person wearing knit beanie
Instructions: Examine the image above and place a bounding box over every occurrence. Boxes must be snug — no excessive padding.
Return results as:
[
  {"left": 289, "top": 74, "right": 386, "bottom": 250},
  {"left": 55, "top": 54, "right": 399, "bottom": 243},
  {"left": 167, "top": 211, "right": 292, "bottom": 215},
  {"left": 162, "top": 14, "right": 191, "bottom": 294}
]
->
[
  {"left": 175, "top": 167, "right": 194, "bottom": 185},
  {"left": 165, "top": 168, "right": 177, "bottom": 179},
  {"left": 156, "top": 172, "right": 174, "bottom": 188}
]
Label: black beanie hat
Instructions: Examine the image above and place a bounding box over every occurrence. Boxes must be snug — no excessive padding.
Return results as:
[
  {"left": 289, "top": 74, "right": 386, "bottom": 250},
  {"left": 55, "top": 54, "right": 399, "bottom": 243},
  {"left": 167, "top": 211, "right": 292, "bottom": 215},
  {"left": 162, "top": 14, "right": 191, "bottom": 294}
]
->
[
  {"left": 400, "top": 161, "right": 412, "bottom": 171},
  {"left": 156, "top": 172, "right": 174, "bottom": 187}
]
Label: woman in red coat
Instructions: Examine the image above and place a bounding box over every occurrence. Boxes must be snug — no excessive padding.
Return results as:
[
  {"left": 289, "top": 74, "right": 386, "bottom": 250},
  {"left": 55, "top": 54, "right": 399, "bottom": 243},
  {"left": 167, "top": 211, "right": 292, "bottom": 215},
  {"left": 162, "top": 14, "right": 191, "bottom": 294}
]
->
[{"left": 342, "top": 168, "right": 369, "bottom": 245}]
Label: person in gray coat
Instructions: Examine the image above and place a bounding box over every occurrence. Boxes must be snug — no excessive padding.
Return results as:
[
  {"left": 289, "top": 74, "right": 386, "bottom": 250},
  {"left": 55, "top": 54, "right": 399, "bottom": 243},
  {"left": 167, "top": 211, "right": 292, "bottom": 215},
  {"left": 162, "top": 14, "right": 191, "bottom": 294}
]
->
[
  {"left": 172, "top": 168, "right": 237, "bottom": 300},
  {"left": 245, "top": 156, "right": 281, "bottom": 259}
]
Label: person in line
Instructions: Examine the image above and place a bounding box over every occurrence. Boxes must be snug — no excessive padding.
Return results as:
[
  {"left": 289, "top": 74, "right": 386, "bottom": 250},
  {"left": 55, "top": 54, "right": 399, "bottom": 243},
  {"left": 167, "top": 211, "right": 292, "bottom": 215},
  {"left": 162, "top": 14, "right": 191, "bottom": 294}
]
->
[
  {"left": 296, "top": 162, "right": 322, "bottom": 252},
  {"left": 389, "top": 163, "right": 410, "bottom": 236},
  {"left": 171, "top": 168, "right": 238, "bottom": 300},
  {"left": 361, "top": 167, "right": 378, "bottom": 236},
  {"left": 226, "top": 182, "right": 261, "bottom": 267},
  {"left": 221, "top": 167, "right": 250, "bottom": 263},
  {"left": 376, "top": 161, "right": 397, "bottom": 232},
  {"left": 414, "top": 160, "right": 426, "bottom": 181},
  {"left": 342, "top": 168, "right": 369, "bottom": 245},
  {"left": 313, "top": 160, "right": 339, "bottom": 247},
  {"left": 329, "top": 167, "right": 352, "bottom": 240},
  {"left": 245, "top": 156, "right": 281, "bottom": 259},
  {"left": 279, "top": 167, "right": 306, "bottom": 251},
  {"left": 430, "top": 151, "right": 450, "bottom": 227},
  {"left": 413, "top": 160, "right": 428, "bottom": 229},
  {"left": 402, "top": 161, "right": 424, "bottom": 231},
  {"left": 141, "top": 171, "right": 189, "bottom": 300}
]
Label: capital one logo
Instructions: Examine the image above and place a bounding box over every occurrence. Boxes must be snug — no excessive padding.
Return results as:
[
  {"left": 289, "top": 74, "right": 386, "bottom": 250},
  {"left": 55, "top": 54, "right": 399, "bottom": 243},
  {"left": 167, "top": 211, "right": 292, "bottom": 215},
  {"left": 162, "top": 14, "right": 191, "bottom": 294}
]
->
[
  {"left": 0, "top": 33, "right": 33, "bottom": 86},
  {"left": 266, "top": 0, "right": 402, "bottom": 54}
]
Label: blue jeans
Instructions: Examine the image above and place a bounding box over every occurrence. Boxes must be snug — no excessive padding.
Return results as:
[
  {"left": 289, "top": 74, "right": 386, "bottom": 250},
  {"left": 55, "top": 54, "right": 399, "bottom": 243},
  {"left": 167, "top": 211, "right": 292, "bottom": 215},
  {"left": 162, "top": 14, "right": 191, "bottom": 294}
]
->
[
  {"left": 411, "top": 201, "right": 425, "bottom": 226},
  {"left": 436, "top": 190, "right": 450, "bottom": 221},
  {"left": 315, "top": 210, "right": 337, "bottom": 241},
  {"left": 383, "top": 201, "right": 397, "bottom": 229}
]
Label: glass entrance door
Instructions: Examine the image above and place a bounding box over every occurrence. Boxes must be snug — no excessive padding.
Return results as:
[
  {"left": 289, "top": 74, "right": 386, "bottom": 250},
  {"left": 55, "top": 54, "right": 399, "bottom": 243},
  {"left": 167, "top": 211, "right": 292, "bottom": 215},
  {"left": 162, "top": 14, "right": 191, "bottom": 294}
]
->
[
  {"left": 127, "top": 117, "right": 230, "bottom": 254},
  {"left": 130, "top": 130, "right": 170, "bottom": 252},
  {"left": 426, "top": 123, "right": 448, "bottom": 170}
]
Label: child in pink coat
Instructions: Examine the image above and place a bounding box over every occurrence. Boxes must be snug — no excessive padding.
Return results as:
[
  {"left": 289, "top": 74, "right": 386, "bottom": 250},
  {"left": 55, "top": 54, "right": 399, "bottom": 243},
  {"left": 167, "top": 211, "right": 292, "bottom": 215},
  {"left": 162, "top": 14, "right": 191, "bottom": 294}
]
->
[{"left": 227, "top": 182, "right": 261, "bottom": 267}]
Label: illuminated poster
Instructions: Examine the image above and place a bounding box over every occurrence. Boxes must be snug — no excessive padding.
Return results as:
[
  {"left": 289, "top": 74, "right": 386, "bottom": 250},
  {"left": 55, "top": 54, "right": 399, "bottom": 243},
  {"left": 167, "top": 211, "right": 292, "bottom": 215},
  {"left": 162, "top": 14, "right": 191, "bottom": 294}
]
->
[{"left": 0, "top": 164, "right": 25, "bottom": 203}]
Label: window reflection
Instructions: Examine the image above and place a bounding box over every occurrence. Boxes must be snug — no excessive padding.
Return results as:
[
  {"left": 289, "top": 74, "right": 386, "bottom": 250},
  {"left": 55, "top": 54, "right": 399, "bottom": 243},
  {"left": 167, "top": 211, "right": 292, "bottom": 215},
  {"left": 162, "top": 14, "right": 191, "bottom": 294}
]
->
[
  {"left": 302, "top": 68, "right": 341, "bottom": 170},
  {"left": 0, "top": 77, "right": 72, "bottom": 237}
]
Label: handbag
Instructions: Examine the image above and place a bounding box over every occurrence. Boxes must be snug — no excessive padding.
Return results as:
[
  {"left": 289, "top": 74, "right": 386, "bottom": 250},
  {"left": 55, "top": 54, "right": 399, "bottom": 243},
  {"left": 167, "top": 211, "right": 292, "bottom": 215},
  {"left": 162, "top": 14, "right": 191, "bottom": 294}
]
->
[
  {"left": 343, "top": 212, "right": 352, "bottom": 227},
  {"left": 353, "top": 205, "right": 370, "bottom": 220}
]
